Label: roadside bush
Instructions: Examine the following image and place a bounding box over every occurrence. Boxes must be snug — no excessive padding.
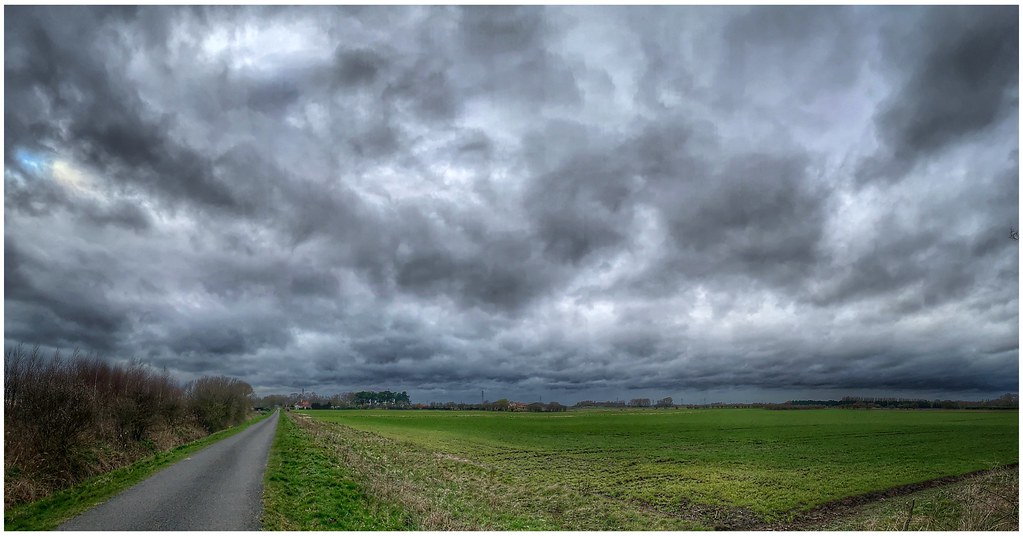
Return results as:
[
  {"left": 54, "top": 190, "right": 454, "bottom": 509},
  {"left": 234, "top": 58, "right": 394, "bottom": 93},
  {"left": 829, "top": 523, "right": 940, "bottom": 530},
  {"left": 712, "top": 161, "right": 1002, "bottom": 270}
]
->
[
  {"left": 185, "top": 375, "right": 254, "bottom": 433},
  {"left": 5, "top": 348, "right": 96, "bottom": 479},
  {"left": 3, "top": 346, "right": 251, "bottom": 506}
]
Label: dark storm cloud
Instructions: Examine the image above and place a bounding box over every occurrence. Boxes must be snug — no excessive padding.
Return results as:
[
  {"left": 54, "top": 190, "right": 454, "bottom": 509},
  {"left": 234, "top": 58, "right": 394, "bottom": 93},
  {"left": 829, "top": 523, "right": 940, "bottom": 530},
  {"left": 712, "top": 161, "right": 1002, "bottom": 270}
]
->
[
  {"left": 5, "top": 238, "right": 129, "bottom": 352},
  {"left": 244, "top": 77, "right": 303, "bottom": 113},
  {"left": 520, "top": 114, "right": 829, "bottom": 295},
  {"left": 5, "top": 11, "right": 250, "bottom": 220},
  {"left": 334, "top": 48, "right": 386, "bottom": 87},
  {"left": 385, "top": 205, "right": 563, "bottom": 312},
  {"left": 859, "top": 6, "right": 1018, "bottom": 182},
  {"left": 4, "top": 6, "right": 1017, "bottom": 402},
  {"left": 95, "top": 200, "right": 153, "bottom": 231},
  {"left": 165, "top": 318, "right": 294, "bottom": 357},
  {"left": 657, "top": 150, "right": 828, "bottom": 289},
  {"left": 523, "top": 129, "right": 635, "bottom": 264},
  {"left": 457, "top": 6, "right": 580, "bottom": 106}
]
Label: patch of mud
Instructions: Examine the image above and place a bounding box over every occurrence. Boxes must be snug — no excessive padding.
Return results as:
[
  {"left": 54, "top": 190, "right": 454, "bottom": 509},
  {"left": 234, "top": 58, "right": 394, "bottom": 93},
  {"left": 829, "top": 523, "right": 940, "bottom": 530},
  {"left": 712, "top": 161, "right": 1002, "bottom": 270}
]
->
[{"left": 672, "top": 498, "right": 762, "bottom": 530}]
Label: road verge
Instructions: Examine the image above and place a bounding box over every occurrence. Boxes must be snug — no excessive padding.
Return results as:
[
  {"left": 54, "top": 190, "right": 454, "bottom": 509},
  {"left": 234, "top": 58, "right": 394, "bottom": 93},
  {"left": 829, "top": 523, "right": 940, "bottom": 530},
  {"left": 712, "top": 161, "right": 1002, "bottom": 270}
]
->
[
  {"left": 261, "top": 411, "right": 409, "bottom": 530},
  {"left": 4, "top": 411, "right": 273, "bottom": 530}
]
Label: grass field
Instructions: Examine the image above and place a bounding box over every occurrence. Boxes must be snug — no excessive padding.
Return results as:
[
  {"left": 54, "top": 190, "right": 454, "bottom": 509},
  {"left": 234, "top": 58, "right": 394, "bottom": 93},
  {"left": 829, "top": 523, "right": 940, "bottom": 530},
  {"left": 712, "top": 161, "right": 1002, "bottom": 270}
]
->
[{"left": 288, "top": 408, "right": 1017, "bottom": 530}]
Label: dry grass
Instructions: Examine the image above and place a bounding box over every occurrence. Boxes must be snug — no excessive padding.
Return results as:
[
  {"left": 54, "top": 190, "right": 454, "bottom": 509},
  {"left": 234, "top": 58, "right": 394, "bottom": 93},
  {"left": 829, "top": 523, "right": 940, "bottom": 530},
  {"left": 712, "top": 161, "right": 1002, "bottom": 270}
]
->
[
  {"left": 826, "top": 466, "right": 1019, "bottom": 531},
  {"left": 294, "top": 416, "right": 480, "bottom": 530},
  {"left": 290, "top": 413, "right": 700, "bottom": 530},
  {"left": 261, "top": 412, "right": 409, "bottom": 530}
]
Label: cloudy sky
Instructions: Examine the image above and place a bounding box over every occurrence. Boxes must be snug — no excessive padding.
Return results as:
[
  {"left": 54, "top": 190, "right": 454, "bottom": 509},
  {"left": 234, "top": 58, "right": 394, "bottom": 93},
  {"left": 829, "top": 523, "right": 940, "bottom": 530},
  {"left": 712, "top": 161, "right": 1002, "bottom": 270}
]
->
[{"left": 4, "top": 6, "right": 1019, "bottom": 404}]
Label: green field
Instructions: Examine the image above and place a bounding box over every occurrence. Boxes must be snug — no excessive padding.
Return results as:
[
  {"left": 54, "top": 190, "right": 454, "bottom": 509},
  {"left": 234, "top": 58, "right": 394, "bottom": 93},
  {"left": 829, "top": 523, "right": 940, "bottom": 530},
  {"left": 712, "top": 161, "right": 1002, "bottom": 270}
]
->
[{"left": 284, "top": 408, "right": 1017, "bottom": 530}]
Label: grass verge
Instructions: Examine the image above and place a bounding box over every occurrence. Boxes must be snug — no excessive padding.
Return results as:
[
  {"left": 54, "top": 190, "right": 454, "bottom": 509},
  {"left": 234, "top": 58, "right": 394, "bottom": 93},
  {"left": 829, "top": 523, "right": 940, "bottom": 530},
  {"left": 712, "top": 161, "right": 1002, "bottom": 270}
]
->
[
  {"left": 822, "top": 465, "right": 1019, "bottom": 531},
  {"left": 261, "top": 412, "right": 411, "bottom": 530},
  {"left": 4, "top": 411, "right": 272, "bottom": 531}
]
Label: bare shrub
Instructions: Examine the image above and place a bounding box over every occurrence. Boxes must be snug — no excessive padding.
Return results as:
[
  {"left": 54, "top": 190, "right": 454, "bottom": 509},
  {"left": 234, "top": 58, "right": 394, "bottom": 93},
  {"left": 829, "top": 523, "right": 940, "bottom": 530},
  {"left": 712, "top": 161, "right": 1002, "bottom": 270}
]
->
[
  {"left": 3, "top": 345, "right": 250, "bottom": 506},
  {"left": 185, "top": 375, "right": 254, "bottom": 433},
  {"left": 5, "top": 347, "right": 97, "bottom": 478}
]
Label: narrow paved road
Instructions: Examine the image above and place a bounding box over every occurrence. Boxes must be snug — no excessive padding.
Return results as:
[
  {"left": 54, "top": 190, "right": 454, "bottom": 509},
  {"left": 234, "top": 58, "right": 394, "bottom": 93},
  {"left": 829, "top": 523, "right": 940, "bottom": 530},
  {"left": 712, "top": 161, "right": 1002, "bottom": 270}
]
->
[{"left": 60, "top": 410, "right": 280, "bottom": 531}]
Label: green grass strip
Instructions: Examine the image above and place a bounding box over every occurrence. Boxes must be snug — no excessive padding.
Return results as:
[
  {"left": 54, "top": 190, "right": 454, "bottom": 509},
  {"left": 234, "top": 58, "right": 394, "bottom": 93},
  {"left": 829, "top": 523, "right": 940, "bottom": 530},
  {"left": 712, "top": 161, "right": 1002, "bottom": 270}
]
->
[
  {"left": 4, "top": 411, "right": 272, "bottom": 531},
  {"left": 261, "top": 412, "right": 411, "bottom": 530}
]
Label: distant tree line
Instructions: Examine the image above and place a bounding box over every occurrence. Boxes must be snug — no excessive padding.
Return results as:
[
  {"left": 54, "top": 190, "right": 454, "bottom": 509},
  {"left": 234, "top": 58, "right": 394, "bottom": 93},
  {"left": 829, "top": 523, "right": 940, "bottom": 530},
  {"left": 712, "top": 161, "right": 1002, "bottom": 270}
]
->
[
  {"left": 574, "top": 396, "right": 675, "bottom": 408},
  {"left": 4, "top": 346, "right": 255, "bottom": 506},
  {"left": 569, "top": 394, "right": 1021, "bottom": 411},
  {"left": 256, "top": 391, "right": 576, "bottom": 412},
  {"left": 767, "top": 394, "right": 1019, "bottom": 410},
  {"left": 574, "top": 400, "right": 626, "bottom": 408},
  {"left": 352, "top": 390, "right": 411, "bottom": 407},
  {"left": 415, "top": 400, "right": 567, "bottom": 412},
  {"left": 255, "top": 390, "right": 412, "bottom": 409},
  {"left": 255, "top": 389, "right": 1021, "bottom": 415}
]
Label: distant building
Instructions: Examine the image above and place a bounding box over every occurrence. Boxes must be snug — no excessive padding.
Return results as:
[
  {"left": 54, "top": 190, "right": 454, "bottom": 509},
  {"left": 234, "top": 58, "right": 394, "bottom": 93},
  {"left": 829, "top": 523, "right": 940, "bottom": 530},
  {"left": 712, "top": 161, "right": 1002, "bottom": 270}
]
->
[{"left": 295, "top": 400, "right": 311, "bottom": 410}]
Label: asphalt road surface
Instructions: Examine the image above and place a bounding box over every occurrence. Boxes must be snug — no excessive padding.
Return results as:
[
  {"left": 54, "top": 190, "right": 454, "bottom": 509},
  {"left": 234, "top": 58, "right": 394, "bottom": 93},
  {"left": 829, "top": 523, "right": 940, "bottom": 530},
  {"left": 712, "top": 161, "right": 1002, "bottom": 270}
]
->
[{"left": 60, "top": 410, "right": 280, "bottom": 531}]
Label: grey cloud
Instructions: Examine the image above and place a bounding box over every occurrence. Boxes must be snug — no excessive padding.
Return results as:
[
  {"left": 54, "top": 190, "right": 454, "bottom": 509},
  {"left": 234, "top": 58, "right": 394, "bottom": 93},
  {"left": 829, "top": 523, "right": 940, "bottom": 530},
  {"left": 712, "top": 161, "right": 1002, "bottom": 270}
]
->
[
  {"left": 5, "top": 167, "right": 152, "bottom": 233},
  {"left": 166, "top": 319, "right": 294, "bottom": 356},
  {"left": 79, "top": 199, "right": 153, "bottom": 233},
  {"left": 458, "top": 6, "right": 581, "bottom": 106},
  {"left": 860, "top": 6, "right": 1018, "bottom": 182},
  {"left": 525, "top": 156, "right": 634, "bottom": 264},
  {"left": 460, "top": 6, "right": 545, "bottom": 57},
  {"left": 334, "top": 48, "right": 387, "bottom": 87},
  {"left": 4, "top": 238, "right": 129, "bottom": 352},
  {"left": 5, "top": 172, "right": 73, "bottom": 218},
  {"left": 349, "top": 332, "right": 447, "bottom": 365},
  {"left": 520, "top": 119, "right": 645, "bottom": 265},
  {"left": 721, "top": 6, "right": 865, "bottom": 96},
  {"left": 659, "top": 151, "right": 828, "bottom": 287},
  {"left": 814, "top": 156, "right": 1018, "bottom": 312},
  {"left": 391, "top": 215, "right": 559, "bottom": 313},
  {"left": 289, "top": 268, "right": 341, "bottom": 298},
  {"left": 4, "top": 6, "right": 1017, "bottom": 403},
  {"left": 5, "top": 9, "right": 241, "bottom": 213},
  {"left": 245, "top": 78, "right": 302, "bottom": 113},
  {"left": 520, "top": 113, "right": 829, "bottom": 295}
]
